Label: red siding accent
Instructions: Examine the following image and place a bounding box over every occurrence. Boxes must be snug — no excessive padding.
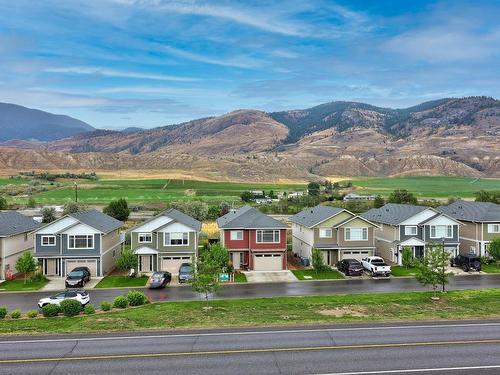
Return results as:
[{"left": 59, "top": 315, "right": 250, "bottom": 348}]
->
[
  {"left": 223, "top": 229, "right": 250, "bottom": 250},
  {"left": 249, "top": 229, "right": 287, "bottom": 250}
]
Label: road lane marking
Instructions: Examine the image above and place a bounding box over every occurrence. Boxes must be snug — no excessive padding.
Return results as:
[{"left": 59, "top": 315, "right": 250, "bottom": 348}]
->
[
  {"left": 2, "top": 322, "right": 500, "bottom": 344},
  {"left": 1, "top": 338, "right": 500, "bottom": 364},
  {"left": 312, "top": 365, "right": 500, "bottom": 374}
]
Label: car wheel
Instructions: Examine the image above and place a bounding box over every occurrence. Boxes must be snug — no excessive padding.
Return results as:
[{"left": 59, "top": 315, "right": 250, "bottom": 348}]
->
[
  {"left": 462, "top": 265, "right": 469, "bottom": 272},
  {"left": 346, "top": 270, "right": 350, "bottom": 276}
]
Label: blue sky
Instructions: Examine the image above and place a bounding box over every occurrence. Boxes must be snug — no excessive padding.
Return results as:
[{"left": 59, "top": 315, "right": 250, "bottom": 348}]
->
[{"left": 0, "top": 0, "right": 499, "bottom": 129}]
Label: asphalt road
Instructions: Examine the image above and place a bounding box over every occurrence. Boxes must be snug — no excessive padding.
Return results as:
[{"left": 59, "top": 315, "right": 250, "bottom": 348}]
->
[{"left": 1, "top": 320, "right": 500, "bottom": 374}]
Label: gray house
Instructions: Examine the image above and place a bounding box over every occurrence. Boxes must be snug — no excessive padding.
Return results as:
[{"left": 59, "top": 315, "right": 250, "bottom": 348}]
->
[
  {"left": 363, "top": 203, "right": 462, "bottom": 265},
  {"left": 33, "top": 209, "right": 123, "bottom": 277}
]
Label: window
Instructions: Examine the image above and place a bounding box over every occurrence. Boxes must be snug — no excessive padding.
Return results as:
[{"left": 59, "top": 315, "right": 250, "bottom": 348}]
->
[
  {"left": 68, "top": 235, "right": 93, "bottom": 249},
  {"left": 41, "top": 235, "right": 56, "bottom": 246},
  {"left": 230, "top": 230, "right": 243, "bottom": 241},
  {"left": 488, "top": 224, "right": 500, "bottom": 233},
  {"left": 430, "top": 225, "right": 453, "bottom": 238},
  {"left": 256, "top": 230, "right": 280, "bottom": 243},
  {"left": 164, "top": 232, "right": 189, "bottom": 246},
  {"left": 405, "top": 226, "right": 418, "bottom": 236},
  {"left": 345, "top": 228, "right": 368, "bottom": 241},
  {"left": 319, "top": 228, "right": 332, "bottom": 238},
  {"left": 138, "top": 233, "right": 152, "bottom": 243}
]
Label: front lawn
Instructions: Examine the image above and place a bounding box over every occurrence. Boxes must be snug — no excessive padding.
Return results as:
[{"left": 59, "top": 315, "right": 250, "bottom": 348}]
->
[
  {"left": 482, "top": 263, "right": 500, "bottom": 273},
  {"left": 0, "top": 278, "right": 48, "bottom": 292},
  {"left": 391, "top": 266, "right": 418, "bottom": 277},
  {"left": 1, "top": 289, "right": 500, "bottom": 335},
  {"left": 233, "top": 273, "right": 247, "bottom": 283},
  {"left": 292, "top": 269, "right": 344, "bottom": 280},
  {"left": 95, "top": 275, "right": 149, "bottom": 288}
]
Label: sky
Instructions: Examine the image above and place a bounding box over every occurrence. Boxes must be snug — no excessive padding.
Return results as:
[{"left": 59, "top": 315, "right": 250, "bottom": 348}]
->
[{"left": 0, "top": 0, "right": 499, "bottom": 130}]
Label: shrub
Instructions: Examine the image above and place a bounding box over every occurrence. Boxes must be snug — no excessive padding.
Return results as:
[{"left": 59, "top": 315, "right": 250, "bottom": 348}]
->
[
  {"left": 10, "top": 310, "right": 21, "bottom": 319},
  {"left": 27, "top": 310, "right": 38, "bottom": 318},
  {"left": 100, "top": 301, "right": 112, "bottom": 311},
  {"left": 126, "top": 291, "right": 148, "bottom": 306},
  {"left": 0, "top": 307, "right": 6, "bottom": 319},
  {"left": 42, "top": 304, "right": 61, "bottom": 317},
  {"left": 113, "top": 295, "right": 129, "bottom": 309},
  {"left": 83, "top": 304, "right": 95, "bottom": 315},
  {"left": 60, "top": 299, "right": 82, "bottom": 317}
]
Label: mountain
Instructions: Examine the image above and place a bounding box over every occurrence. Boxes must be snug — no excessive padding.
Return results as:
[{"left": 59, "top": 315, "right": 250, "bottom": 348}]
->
[{"left": 0, "top": 103, "right": 94, "bottom": 142}]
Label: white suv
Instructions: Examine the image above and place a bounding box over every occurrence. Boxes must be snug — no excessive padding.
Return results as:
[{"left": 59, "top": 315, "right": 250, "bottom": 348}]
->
[{"left": 38, "top": 290, "right": 90, "bottom": 308}]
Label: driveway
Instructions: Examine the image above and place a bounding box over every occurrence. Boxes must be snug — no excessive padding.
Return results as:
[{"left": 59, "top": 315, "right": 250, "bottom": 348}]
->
[
  {"left": 243, "top": 271, "right": 298, "bottom": 283},
  {"left": 41, "top": 277, "right": 103, "bottom": 291}
]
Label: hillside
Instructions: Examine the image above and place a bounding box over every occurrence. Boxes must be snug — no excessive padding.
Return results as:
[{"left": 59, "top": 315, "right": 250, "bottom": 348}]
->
[{"left": 0, "top": 103, "right": 94, "bottom": 142}]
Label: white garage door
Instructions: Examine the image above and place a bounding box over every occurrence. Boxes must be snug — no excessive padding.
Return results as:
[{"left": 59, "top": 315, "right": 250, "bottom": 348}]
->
[
  {"left": 253, "top": 254, "right": 282, "bottom": 271},
  {"left": 161, "top": 256, "right": 192, "bottom": 274},
  {"left": 341, "top": 250, "right": 373, "bottom": 262},
  {"left": 65, "top": 259, "right": 98, "bottom": 277}
]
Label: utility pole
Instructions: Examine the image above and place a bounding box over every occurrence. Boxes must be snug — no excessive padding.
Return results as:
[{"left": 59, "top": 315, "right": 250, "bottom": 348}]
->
[{"left": 74, "top": 182, "right": 78, "bottom": 203}]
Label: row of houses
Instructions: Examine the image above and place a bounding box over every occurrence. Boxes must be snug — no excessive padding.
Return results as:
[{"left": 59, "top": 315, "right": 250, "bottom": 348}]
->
[{"left": 0, "top": 200, "right": 499, "bottom": 280}]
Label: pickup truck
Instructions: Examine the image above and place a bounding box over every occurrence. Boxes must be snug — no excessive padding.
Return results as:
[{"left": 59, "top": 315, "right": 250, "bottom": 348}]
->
[{"left": 361, "top": 256, "right": 391, "bottom": 277}]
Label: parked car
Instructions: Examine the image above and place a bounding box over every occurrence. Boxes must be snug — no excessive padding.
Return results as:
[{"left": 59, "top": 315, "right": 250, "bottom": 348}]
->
[
  {"left": 38, "top": 290, "right": 90, "bottom": 308},
  {"left": 178, "top": 263, "right": 194, "bottom": 283},
  {"left": 336, "top": 259, "right": 364, "bottom": 276},
  {"left": 148, "top": 271, "right": 172, "bottom": 289},
  {"left": 361, "top": 256, "right": 391, "bottom": 277},
  {"left": 65, "top": 267, "right": 91, "bottom": 288},
  {"left": 450, "top": 255, "right": 481, "bottom": 272}
]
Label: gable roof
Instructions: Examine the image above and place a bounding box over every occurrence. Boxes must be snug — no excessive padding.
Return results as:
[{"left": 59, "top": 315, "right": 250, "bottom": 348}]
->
[
  {"left": 68, "top": 209, "right": 123, "bottom": 234},
  {"left": 362, "top": 204, "right": 428, "bottom": 225},
  {"left": 438, "top": 200, "right": 500, "bottom": 222},
  {"left": 333, "top": 215, "right": 380, "bottom": 228},
  {"left": 128, "top": 208, "right": 202, "bottom": 233},
  {"left": 217, "top": 206, "right": 287, "bottom": 229},
  {"left": 0, "top": 211, "right": 40, "bottom": 237},
  {"left": 289, "top": 205, "right": 346, "bottom": 228}
]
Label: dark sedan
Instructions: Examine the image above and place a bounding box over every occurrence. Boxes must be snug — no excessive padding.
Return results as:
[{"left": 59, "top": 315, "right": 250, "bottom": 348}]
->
[
  {"left": 65, "top": 267, "right": 91, "bottom": 288},
  {"left": 148, "top": 271, "right": 172, "bottom": 289},
  {"left": 336, "top": 259, "right": 364, "bottom": 276}
]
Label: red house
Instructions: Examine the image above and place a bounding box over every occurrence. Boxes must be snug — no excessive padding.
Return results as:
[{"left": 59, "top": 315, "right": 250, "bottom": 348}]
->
[{"left": 217, "top": 206, "right": 288, "bottom": 271}]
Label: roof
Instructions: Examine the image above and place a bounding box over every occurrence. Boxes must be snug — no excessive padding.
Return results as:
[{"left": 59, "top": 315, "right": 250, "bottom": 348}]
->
[
  {"left": 289, "top": 205, "right": 345, "bottom": 227},
  {"left": 69, "top": 209, "right": 123, "bottom": 234},
  {"left": 217, "top": 206, "right": 287, "bottom": 229},
  {"left": 161, "top": 208, "right": 202, "bottom": 231},
  {"left": 438, "top": 200, "right": 500, "bottom": 222},
  {"left": 362, "top": 204, "right": 428, "bottom": 225},
  {"left": 0, "top": 211, "right": 40, "bottom": 237}
]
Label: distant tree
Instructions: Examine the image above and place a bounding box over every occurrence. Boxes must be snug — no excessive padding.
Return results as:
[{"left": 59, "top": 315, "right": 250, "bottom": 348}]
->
[
  {"left": 116, "top": 248, "right": 137, "bottom": 272},
  {"left": 41, "top": 207, "right": 57, "bottom": 223},
  {"left": 207, "top": 205, "right": 221, "bottom": 220},
  {"left": 219, "top": 202, "right": 230, "bottom": 216},
  {"left": 373, "top": 195, "right": 385, "bottom": 208},
  {"left": 311, "top": 248, "right": 330, "bottom": 273},
  {"left": 15, "top": 252, "right": 37, "bottom": 284},
  {"left": 401, "top": 246, "right": 415, "bottom": 269},
  {"left": 307, "top": 182, "right": 321, "bottom": 196},
  {"left": 268, "top": 190, "right": 277, "bottom": 199},
  {"left": 388, "top": 189, "right": 418, "bottom": 205},
  {"left": 240, "top": 191, "right": 253, "bottom": 202},
  {"left": 27, "top": 197, "right": 36, "bottom": 209},
  {"left": 169, "top": 201, "right": 209, "bottom": 221},
  {"left": 103, "top": 198, "right": 130, "bottom": 221},
  {"left": 488, "top": 237, "right": 500, "bottom": 266},
  {"left": 415, "top": 244, "right": 452, "bottom": 297},
  {"left": 0, "top": 196, "right": 7, "bottom": 210},
  {"left": 475, "top": 190, "right": 500, "bottom": 204},
  {"left": 63, "top": 201, "right": 87, "bottom": 215}
]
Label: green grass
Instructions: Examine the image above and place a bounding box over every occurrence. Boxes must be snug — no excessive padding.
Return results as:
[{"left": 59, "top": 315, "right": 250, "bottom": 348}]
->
[
  {"left": 233, "top": 273, "right": 247, "bottom": 283},
  {"left": 1, "top": 289, "right": 500, "bottom": 335},
  {"left": 95, "top": 276, "right": 149, "bottom": 288},
  {"left": 292, "top": 269, "right": 345, "bottom": 280},
  {"left": 391, "top": 266, "right": 418, "bottom": 277},
  {"left": 482, "top": 264, "right": 500, "bottom": 273},
  {"left": 0, "top": 178, "right": 27, "bottom": 186},
  {"left": 0, "top": 278, "right": 48, "bottom": 291}
]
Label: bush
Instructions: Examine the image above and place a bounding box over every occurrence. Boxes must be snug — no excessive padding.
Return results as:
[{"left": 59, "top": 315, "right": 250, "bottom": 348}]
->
[
  {"left": 83, "top": 304, "right": 95, "bottom": 315},
  {"left": 113, "top": 295, "right": 129, "bottom": 309},
  {"left": 100, "top": 301, "right": 112, "bottom": 311},
  {"left": 126, "top": 291, "right": 148, "bottom": 306},
  {"left": 10, "top": 310, "right": 21, "bottom": 319},
  {"left": 60, "top": 299, "right": 82, "bottom": 317},
  {"left": 0, "top": 307, "right": 6, "bottom": 319},
  {"left": 27, "top": 310, "right": 38, "bottom": 318},
  {"left": 42, "top": 304, "right": 61, "bottom": 317}
]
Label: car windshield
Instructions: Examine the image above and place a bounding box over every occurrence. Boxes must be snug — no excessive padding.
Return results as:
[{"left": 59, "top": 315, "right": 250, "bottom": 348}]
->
[
  {"left": 372, "top": 260, "right": 385, "bottom": 264},
  {"left": 180, "top": 266, "right": 192, "bottom": 273},
  {"left": 51, "top": 292, "right": 66, "bottom": 299},
  {"left": 152, "top": 272, "right": 164, "bottom": 278},
  {"left": 350, "top": 261, "right": 361, "bottom": 266},
  {"left": 69, "top": 271, "right": 84, "bottom": 277}
]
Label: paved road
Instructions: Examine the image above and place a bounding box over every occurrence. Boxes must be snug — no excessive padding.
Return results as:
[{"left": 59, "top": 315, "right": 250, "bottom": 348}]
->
[
  {"left": 1, "top": 274, "right": 499, "bottom": 312},
  {"left": 1, "top": 320, "right": 500, "bottom": 374}
]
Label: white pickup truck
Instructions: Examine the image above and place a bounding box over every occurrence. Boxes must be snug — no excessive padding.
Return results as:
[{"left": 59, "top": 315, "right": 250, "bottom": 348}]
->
[{"left": 361, "top": 256, "right": 391, "bottom": 277}]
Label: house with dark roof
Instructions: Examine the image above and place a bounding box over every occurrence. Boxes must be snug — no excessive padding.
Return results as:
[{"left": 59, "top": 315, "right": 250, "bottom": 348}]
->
[
  {"left": 363, "top": 203, "right": 462, "bottom": 265},
  {"left": 290, "top": 205, "right": 378, "bottom": 266},
  {"left": 0, "top": 211, "right": 40, "bottom": 280},
  {"left": 217, "top": 206, "right": 288, "bottom": 271},
  {"left": 33, "top": 209, "right": 123, "bottom": 277},
  {"left": 129, "top": 208, "right": 202, "bottom": 275},
  {"left": 438, "top": 200, "right": 500, "bottom": 256}
]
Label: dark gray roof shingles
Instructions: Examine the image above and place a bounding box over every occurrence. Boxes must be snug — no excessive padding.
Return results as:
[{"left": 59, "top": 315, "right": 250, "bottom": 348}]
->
[
  {"left": 0, "top": 211, "right": 40, "bottom": 237},
  {"left": 162, "top": 208, "right": 202, "bottom": 231},
  {"left": 289, "top": 205, "right": 345, "bottom": 227},
  {"left": 69, "top": 209, "right": 123, "bottom": 234},
  {"left": 438, "top": 200, "right": 500, "bottom": 222},
  {"left": 217, "top": 206, "right": 287, "bottom": 229},
  {"left": 362, "top": 204, "right": 428, "bottom": 225}
]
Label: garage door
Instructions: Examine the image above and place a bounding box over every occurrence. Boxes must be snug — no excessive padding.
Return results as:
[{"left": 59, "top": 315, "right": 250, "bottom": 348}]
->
[
  {"left": 253, "top": 254, "right": 282, "bottom": 271},
  {"left": 161, "top": 256, "right": 192, "bottom": 274},
  {"left": 65, "top": 259, "right": 98, "bottom": 277},
  {"left": 341, "top": 250, "right": 373, "bottom": 262}
]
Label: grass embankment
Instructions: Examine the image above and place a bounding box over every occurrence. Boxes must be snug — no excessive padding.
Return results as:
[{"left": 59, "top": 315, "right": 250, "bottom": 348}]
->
[
  {"left": 391, "top": 266, "right": 418, "bottom": 277},
  {"left": 1, "top": 289, "right": 500, "bottom": 335},
  {"left": 291, "top": 269, "right": 344, "bottom": 280},
  {"left": 482, "top": 264, "right": 500, "bottom": 273},
  {"left": 0, "top": 278, "right": 48, "bottom": 292},
  {"left": 95, "top": 276, "right": 149, "bottom": 288}
]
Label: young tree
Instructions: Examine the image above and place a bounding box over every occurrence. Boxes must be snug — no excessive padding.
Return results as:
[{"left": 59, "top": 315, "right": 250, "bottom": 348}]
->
[
  {"left": 415, "top": 244, "right": 452, "bottom": 297},
  {"left": 63, "top": 201, "right": 87, "bottom": 215},
  {"left": 488, "top": 237, "right": 500, "bottom": 266},
  {"left": 191, "top": 258, "right": 222, "bottom": 307},
  {"left": 41, "top": 207, "right": 57, "bottom": 223},
  {"left": 401, "top": 246, "right": 415, "bottom": 269},
  {"left": 202, "top": 243, "right": 230, "bottom": 272},
  {"left": 311, "top": 248, "right": 330, "bottom": 273},
  {"left": 307, "top": 182, "right": 321, "bottom": 196},
  {"left": 0, "top": 196, "right": 8, "bottom": 210},
  {"left": 240, "top": 191, "right": 253, "bottom": 202},
  {"left": 103, "top": 198, "right": 130, "bottom": 221},
  {"left": 116, "top": 248, "right": 137, "bottom": 272},
  {"left": 27, "top": 197, "right": 36, "bottom": 209},
  {"left": 15, "top": 252, "right": 37, "bottom": 284},
  {"left": 373, "top": 195, "right": 385, "bottom": 208},
  {"left": 388, "top": 189, "right": 418, "bottom": 205}
]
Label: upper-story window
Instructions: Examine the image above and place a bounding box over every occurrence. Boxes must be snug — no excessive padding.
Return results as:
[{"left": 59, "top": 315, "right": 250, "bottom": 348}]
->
[
  {"left": 41, "top": 235, "right": 56, "bottom": 246},
  {"left": 319, "top": 228, "right": 332, "bottom": 238},
  {"left": 345, "top": 228, "right": 368, "bottom": 241},
  {"left": 256, "top": 230, "right": 280, "bottom": 243},
  {"left": 488, "top": 224, "right": 500, "bottom": 233},
  {"left": 165, "top": 232, "right": 189, "bottom": 246},
  {"left": 138, "top": 233, "right": 152, "bottom": 243},
  {"left": 430, "top": 225, "right": 453, "bottom": 238},
  {"left": 68, "top": 235, "right": 93, "bottom": 249},
  {"left": 405, "top": 226, "right": 418, "bottom": 236},
  {"left": 230, "top": 230, "right": 243, "bottom": 241}
]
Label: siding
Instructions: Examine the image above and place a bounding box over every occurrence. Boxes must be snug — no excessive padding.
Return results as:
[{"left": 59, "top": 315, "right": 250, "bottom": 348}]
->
[
  {"left": 223, "top": 229, "right": 250, "bottom": 250},
  {"left": 249, "top": 229, "right": 287, "bottom": 250},
  {"left": 399, "top": 225, "right": 424, "bottom": 242},
  {"left": 313, "top": 227, "right": 338, "bottom": 246},
  {"left": 484, "top": 222, "right": 500, "bottom": 241},
  {"left": 157, "top": 231, "right": 196, "bottom": 252},
  {"left": 102, "top": 229, "right": 120, "bottom": 253},
  {"left": 61, "top": 233, "right": 101, "bottom": 256},
  {"left": 424, "top": 225, "right": 459, "bottom": 244},
  {"left": 35, "top": 233, "right": 60, "bottom": 255},
  {"left": 337, "top": 227, "right": 375, "bottom": 247}
]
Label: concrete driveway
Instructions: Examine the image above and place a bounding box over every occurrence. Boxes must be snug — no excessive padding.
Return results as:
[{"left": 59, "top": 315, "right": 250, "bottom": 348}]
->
[
  {"left": 243, "top": 271, "right": 298, "bottom": 283},
  {"left": 41, "top": 277, "right": 103, "bottom": 291}
]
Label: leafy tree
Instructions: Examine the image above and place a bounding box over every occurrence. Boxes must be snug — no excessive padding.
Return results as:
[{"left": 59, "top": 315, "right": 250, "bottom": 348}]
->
[
  {"left": 488, "top": 237, "right": 500, "bottom": 266},
  {"left": 388, "top": 189, "right": 418, "bottom": 205},
  {"left": 0, "top": 196, "right": 7, "bottom": 210},
  {"left": 219, "top": 202, "right": 230, "bottom": 216},
  {"left": 27, "top": 197, "right": 36, "bottom": 209},
  {"left": 41, "top": 207, "right": 56, "bottom": 223},
  {"left": 373, "top": 195, "right": 385, "bottom": 208},
  {"left": 169, "top": 201, "right": 209, "bottom": 221},
  {"left": 311, "top": 248, "right": 330, "bottom": 273},
  {"left": 415, "top": 244, "right": 452, "bottom": 296},
  {"left": 15, "top": 252, "right": 37, "bottom": 284},
  {"left": 474, "top": 190, "right": 500, "bottom": 204},
  {"left": 63, "top": 201, "right": 87, "bottom": 215},
  {"left": 202, "top": 243, "right": 230, "bottom": 272},
  {"left": 268, "top": 190, "right": 277, "bottom": 199},
  {"left": 191, "top": 257, "right": 222, "bottom": 307},
  {"left": 207, "top": 205, "right": 221, "bottom": 220},
  {"left": 401, "top": 246, "right": 415, "bottom": 269},
  {"left": 307, "top": 182, "right": 321, "bottom": 196},
  {"left": 116, "top": 247, "right": 137, "bottom": 272},
  {"left": 103, "top": 198, "right": 130, "bottom": 221},
  {"left": 240, "top": 191, "right": 253, "bottom": 202}
]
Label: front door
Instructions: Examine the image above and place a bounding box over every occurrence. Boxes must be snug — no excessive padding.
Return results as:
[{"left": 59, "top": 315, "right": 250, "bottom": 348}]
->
[
  {"left": 45, "top": 259, "right": 57, "bottom": 276},
  {"left": 232, "top": 252, "right": 243, "bottom": 270},
  {"left": 414, "top": 246, "right": 425, "bottom": 259}
]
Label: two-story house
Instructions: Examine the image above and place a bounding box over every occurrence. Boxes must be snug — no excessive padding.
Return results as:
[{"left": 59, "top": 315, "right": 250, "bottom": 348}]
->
[
  {"left": 363, "top": 203, "right": 462, "bottom": 265},
  {"left": 0, "top": 212, "right": 40, "bottom": 280},
  {"left": 290, "top": 205, "right": 378, "bottom": 265},
  {"left": 33, "top": 209, "right": 123, "bottom": 277},
  {"left": 439, "top": 200, "right": 500, "bottom": 257},
  {"left": 217, "top": 206, "right": 288, "bottom": 271},
  {"left": 129, "top": 208, "right": 201, "bottom": 275}
]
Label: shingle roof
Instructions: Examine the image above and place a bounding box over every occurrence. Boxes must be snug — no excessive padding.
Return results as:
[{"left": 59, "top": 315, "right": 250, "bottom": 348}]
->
[
  {"left": 69, "top": 209, "right": 123, "bottom": 234},
  {"left": 289, "top": 205, "right": 345, "bottom": 227},
  {"left": 438, "top": 200, "right": 500, "bottom": 222},
  {"left": 217, "top": 206, "right": 287, "bottom": 229},
  {"left": 0, "top": 211, "right": 40, "bottom": 237},
  {"left": 162, "top": 208, "right": 202, "bottom": 231},
  {"left": 362, "top": 204, "right": 428, "bottom": 225}
]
